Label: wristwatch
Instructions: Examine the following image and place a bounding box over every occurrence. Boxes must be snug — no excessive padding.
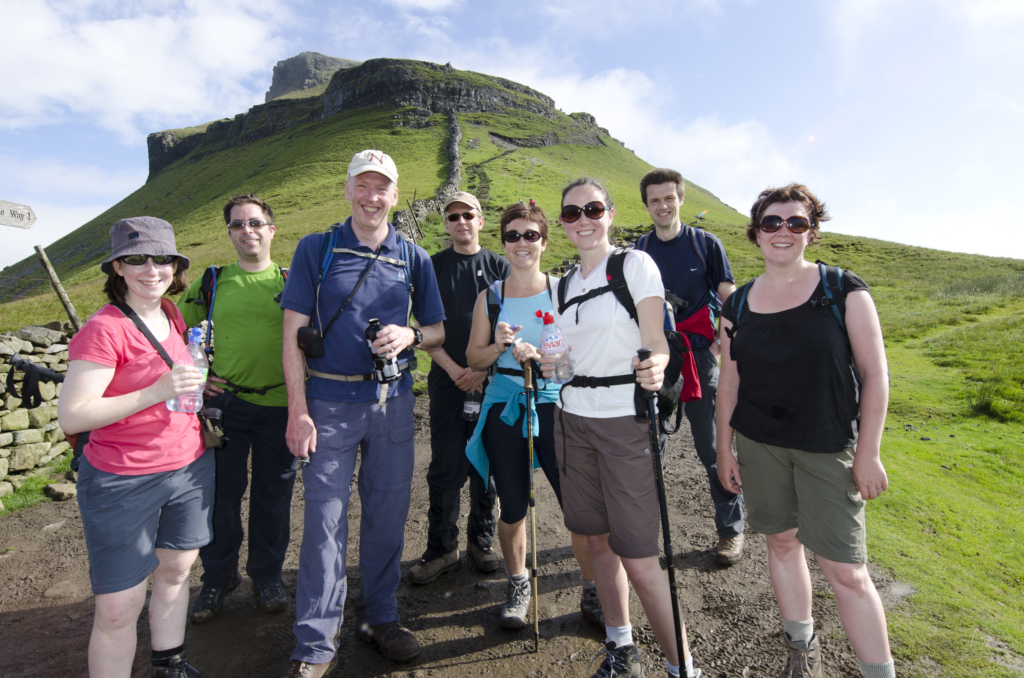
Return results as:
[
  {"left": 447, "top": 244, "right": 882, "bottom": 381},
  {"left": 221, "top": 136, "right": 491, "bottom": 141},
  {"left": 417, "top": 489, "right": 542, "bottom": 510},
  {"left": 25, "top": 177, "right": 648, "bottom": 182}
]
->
[{"left": 411, "top": 326, "right": 424, "bottom": 348}]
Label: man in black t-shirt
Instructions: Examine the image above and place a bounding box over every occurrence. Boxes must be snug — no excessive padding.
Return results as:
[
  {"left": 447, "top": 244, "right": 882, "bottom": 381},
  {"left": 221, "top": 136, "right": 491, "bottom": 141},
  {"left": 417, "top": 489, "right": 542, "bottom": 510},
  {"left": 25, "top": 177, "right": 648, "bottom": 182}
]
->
[{"left": 409, "top": 191, "right": 510, "bottom": 584}]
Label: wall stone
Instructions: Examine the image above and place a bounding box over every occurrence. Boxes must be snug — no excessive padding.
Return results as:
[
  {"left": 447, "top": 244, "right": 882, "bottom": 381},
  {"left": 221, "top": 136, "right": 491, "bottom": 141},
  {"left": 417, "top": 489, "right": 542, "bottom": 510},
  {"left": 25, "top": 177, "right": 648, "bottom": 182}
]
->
[
  {"left": 9, "top": 443, "right": 51, "bottom": 472},
  {"left": 1, "top": 409, "right": 29, "bottom": 432}
]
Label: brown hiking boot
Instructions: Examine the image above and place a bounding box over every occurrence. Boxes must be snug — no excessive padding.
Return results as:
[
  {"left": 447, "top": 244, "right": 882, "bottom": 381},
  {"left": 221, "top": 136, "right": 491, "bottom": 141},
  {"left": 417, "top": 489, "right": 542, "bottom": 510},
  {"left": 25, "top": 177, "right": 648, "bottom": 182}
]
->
[
  {"left": 715, "top": 533, "right": 744, "bottom": 566},
  {"left": 357, "top": 621, "right": 420, "bottom": 662},
  {"left": 407, "top": 548, "right": 460, "bottom": 585},
  {"left": 281, "top": 658, "right": 337, "bottom": 678},
  {"left": 468, "top": 542, "right": 500, "bottom": 573},
  {"left": 780, "top": 633, "right": 823, "bottom": 678}
]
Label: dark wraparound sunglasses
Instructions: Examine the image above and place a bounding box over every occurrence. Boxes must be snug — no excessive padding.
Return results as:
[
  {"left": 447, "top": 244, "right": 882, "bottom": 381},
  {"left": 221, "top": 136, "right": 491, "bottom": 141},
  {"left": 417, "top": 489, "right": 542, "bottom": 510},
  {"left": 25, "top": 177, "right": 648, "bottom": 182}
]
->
[
  {"left": 502, "top": 229, "right": 543, "bottom": 243},
  {"left": 227, "top": 218, "right": 270, "bottom": 230},
  {"left": 120, "top": 255, "right": 178, "bottom": 266},
  {"left": 560, "top": 201, "right": 609, "bottom": 223},
  {"left": 446, "top": 212, "right": 476, "bottom": 222},
  {"left": 758, "top": 215, "right": 811, "bottom": 233}
]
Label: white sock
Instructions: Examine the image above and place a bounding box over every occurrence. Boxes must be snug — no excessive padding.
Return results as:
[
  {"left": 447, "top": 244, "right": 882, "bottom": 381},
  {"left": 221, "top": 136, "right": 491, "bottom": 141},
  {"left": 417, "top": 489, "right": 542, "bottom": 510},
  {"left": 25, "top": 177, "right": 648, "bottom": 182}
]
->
[
  {"left": 859, "top": 660, "right": 896, "bottom": 678},
  {"left": 581, "top": 578, "right": 597, "bottom": 590},
  {"left": 509, "top": 572, "right": 528, "bottom": 582},
  {"left": 667, "top": 656, "right": 695, "bottom": 678},
  {"left": 782, "top": 617, "right": 814, "bottom": 644},
  {"left": 666, "top": 660, "right": 679, "bottom": 677},
  {"left": 605, "top": 623, "right": 633, "bottom": 648},
  {"left": 685, "top": 656, "right": 694, "bottom": 677}
]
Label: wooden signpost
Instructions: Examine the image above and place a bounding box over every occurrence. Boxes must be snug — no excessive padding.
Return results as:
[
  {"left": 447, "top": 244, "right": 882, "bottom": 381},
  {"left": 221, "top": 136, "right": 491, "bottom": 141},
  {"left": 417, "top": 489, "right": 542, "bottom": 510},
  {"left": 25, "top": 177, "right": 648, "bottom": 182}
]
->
[{"left": 0, "top": 199, "right": 36, "bottom": 229}]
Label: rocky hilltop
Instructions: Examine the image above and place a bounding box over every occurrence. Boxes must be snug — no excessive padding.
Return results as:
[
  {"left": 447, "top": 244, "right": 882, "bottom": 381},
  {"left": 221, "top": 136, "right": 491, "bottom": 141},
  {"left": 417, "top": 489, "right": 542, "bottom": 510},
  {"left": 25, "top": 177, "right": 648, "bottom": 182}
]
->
[
  {"left": 264, "top": 51, "right": 360, "bottom": 102},
  {"left": 146, "top": 56, "right": 612, "bottom": 181}
]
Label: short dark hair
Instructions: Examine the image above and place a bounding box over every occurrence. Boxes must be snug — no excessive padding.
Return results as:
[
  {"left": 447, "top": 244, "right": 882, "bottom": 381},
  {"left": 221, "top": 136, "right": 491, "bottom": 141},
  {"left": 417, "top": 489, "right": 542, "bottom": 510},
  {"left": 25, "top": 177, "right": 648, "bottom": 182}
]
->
[
  {"left": 103, "top": 259, "right": 189, "bottom": 304},
  {"left": 223, "top": 193, "right": 274, "bottom": 225},
  {"left": 746, "top": 183, "right": 830, "bottom": 246},
  {"left": 640, "top": 168, "right": 685, "bottom": 204},
  {"left": 560, "top": 177, "right": 614, "bottom": 209},
  {"left": 499, "top": 202, "right": 548, "bottom": 242}
]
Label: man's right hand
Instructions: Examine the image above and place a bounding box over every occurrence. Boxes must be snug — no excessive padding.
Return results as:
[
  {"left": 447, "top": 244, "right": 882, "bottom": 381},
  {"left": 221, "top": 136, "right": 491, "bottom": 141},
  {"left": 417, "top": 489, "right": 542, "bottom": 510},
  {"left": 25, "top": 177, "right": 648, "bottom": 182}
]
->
[{"left": 287, "top": 412, "right": 317, "bottom": 459}]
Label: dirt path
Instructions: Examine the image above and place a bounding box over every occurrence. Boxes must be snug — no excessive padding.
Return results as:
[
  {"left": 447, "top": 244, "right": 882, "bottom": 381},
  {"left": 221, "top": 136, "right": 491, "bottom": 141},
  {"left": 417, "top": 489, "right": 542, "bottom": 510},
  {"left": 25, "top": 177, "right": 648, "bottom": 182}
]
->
[{"left": 0, "top": 397, "right": 908, "bottom": 677}]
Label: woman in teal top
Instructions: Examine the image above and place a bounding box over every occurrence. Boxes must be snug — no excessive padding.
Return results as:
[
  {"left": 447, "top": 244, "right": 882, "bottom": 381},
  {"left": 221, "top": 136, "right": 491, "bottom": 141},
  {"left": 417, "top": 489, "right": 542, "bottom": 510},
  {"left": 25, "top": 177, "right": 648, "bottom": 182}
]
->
[{"left": 465, "top": 202, "right": 599, "bottom": 631}]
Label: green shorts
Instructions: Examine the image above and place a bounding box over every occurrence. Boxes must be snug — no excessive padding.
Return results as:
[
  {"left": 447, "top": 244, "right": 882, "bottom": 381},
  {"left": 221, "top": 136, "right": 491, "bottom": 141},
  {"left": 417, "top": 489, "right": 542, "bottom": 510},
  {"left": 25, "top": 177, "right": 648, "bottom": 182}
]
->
[{"left": 735, "top": 432, "right": 867, "bottom": 564}]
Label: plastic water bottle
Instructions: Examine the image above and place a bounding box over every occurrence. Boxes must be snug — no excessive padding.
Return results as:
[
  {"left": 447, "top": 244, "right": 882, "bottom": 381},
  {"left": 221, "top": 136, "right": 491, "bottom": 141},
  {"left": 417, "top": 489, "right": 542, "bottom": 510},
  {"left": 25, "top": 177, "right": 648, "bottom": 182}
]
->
[
  {"left": 463, "top": 389, "right": 483, "bottom": 421},
  {"left": 536, "top": 311, "right": 575, "bottom": 385},
  {"left": 167, "top": 328, "right": 208, "bottom": 413}
]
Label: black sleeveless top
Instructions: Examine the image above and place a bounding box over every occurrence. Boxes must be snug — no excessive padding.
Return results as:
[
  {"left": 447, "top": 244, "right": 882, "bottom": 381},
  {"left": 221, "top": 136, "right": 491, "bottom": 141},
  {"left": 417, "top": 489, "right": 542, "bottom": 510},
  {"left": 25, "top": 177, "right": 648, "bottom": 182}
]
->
[{"left": 721, "top": 270, "right": 869, "bottom": 454}]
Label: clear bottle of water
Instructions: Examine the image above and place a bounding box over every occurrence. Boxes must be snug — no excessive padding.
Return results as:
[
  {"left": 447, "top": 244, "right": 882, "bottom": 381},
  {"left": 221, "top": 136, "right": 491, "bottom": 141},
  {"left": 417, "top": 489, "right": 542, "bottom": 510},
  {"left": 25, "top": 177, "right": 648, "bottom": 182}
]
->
[
  {"left": 463, "top": 389, "right": 483, "bottom": 421},
  {"left": 167, "top": 328, "right": 208, "bottom": 413},
  {"left": 537, "top": 311, "right": 575, "bottom": 385}
]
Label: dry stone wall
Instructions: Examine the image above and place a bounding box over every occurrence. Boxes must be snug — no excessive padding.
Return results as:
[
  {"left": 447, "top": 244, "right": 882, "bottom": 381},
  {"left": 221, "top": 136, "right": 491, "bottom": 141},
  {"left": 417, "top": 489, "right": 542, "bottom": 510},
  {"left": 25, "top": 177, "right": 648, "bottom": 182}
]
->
[{"left": 0, "top": 323, "right": 74, "bottom": 508}]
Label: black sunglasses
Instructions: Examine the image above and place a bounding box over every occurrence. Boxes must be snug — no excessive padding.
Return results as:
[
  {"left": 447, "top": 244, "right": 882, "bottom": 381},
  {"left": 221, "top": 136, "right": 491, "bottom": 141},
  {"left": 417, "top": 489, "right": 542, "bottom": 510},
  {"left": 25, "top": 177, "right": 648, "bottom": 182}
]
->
[
  {"left": 758, "top": 215, "right": 811, "bottom": 234},
  {"left": 502, "top": 229, "right": 543, "bottom": 243},
  {"left": 560, "top": 201, "right": 609, "bottom": 223},
  {"left": 227, "top": 218, "right": 270, "bottom": 230},
  {"left": 120, "top": 254, "right": 178, "bottom": 266},
  {"left": 446, "top": 212, "right": 476, "bottom": 222}
]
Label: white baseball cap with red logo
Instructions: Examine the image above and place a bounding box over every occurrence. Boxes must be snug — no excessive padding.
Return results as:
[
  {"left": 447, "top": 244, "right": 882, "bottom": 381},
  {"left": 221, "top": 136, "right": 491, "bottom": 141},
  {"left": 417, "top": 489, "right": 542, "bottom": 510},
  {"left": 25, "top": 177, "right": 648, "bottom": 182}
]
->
[{"left": 347, "top": 149, "right": 399, "bottom": 184}]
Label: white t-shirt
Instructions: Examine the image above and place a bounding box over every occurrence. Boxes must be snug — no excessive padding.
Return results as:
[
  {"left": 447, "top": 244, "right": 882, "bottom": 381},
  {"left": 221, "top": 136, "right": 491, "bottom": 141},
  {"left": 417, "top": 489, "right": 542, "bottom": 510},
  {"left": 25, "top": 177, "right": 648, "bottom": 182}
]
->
[{"left": 554, "top": 249, "right": 665, "bottom": 418}]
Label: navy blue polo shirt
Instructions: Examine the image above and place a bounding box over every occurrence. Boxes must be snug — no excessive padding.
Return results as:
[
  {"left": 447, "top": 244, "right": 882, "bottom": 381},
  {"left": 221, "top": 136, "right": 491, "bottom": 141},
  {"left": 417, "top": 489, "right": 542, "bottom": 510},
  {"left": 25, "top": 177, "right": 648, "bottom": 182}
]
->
[
  {"left": 641, "top": 224, "right": 734, "bottom": 349},
  {"left": 280, "top": 218, "right": 445, "bottom": 403}
]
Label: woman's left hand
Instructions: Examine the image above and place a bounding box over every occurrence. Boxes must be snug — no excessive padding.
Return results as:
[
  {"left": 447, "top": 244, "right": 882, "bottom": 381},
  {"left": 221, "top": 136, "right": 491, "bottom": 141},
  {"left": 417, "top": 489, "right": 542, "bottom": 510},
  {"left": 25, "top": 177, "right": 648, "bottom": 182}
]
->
[
  {"left": 852, "top": 454, "right": 889, "bottom": 500},
  {"left": 511, "top": 341, "right": 541, "bottom": 365}
]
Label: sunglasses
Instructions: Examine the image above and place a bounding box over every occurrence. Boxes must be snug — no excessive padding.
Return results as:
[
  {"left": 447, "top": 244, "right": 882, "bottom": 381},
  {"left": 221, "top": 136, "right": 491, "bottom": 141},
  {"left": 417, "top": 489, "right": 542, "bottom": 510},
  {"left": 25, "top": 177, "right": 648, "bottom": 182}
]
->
[
  {"left": 502, "top": 229, "right": 543, "bottom": 243},
  {"left": 446, "top": 212, "right": 476, "bottom": 222},
  {"left": 758, "top": 215, "right": 811, "bottom": 234},
  {"left": 227, "top": 218, "right": 270, "bottom": 230},
  {"left": 560, "top": 201, "right": 608, "bottom": 224},
  {"left": 120, "top": 254, "right": 178, "bottom": 266}
]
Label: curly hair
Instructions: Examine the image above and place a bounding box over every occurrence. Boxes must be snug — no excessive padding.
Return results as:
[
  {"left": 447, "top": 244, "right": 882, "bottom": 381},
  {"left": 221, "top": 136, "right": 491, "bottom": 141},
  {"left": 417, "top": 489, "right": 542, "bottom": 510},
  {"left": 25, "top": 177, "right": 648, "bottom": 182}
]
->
[
  {"left": 499, "top": 202, "right": 548, "bottom": 242},
  {"left": 746, "top": 183, "right": 830, "bottom": 246}
]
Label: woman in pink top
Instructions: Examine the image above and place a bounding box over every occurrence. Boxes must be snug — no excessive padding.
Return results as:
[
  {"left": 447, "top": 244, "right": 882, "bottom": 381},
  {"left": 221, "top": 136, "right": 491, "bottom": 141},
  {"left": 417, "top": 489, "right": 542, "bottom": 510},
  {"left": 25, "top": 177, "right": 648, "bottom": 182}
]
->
[{"left": 58, "top": 217, "right": 212, "bottom": 678}]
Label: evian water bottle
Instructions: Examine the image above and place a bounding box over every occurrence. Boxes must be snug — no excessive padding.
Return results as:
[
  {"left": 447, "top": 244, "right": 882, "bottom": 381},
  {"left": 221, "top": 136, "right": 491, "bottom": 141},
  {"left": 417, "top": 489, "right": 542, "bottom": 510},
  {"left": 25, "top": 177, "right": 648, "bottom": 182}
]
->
[
  {"left": 167, "top": 327, "right": 208, "bottom": 413},
  {"left": 535, "top": 311, "right": 575, "bottom": 384}
]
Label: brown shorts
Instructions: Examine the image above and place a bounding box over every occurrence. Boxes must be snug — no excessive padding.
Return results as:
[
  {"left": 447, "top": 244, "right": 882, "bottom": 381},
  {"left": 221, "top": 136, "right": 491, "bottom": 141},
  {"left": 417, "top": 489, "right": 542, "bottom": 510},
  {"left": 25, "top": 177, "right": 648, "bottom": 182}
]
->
[{"left": 554, "top": 409, "right": 660, "bottom": 559}]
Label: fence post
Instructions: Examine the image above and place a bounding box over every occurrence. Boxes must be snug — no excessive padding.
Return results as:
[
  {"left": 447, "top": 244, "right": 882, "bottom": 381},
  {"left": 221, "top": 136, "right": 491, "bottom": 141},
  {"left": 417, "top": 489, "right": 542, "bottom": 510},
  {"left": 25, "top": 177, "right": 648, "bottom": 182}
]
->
[{"left": 34, "top": 245, "right": 82, "bottom": 332}]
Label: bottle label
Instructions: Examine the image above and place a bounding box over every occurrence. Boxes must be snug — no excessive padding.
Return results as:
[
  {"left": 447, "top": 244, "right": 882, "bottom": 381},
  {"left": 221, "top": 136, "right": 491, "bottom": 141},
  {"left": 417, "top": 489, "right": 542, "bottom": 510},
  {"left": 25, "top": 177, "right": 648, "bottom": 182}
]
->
[{"left": 542, "top": 336, "right": 566, "bottom": 352}]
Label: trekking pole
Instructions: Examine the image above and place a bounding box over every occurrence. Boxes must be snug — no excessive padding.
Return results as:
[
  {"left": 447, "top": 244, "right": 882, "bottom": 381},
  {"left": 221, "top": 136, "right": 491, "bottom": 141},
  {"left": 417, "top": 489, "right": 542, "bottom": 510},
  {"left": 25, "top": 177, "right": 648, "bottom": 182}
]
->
[
  {"left": 637, "top": 348, "right": 685, "bottom": 667},
  {"left": 523, "top": 360, "right": 540, "bottom": 652}
]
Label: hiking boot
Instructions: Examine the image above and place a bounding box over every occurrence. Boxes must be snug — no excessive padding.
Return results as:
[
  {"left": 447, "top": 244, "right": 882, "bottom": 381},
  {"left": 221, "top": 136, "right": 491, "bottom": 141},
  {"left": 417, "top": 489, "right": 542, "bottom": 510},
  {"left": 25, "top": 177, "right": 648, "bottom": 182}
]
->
[
  {"left": 715, "top": 533, "right": 744, "bottom": 566},
  {"left": 580, "top": 586, "right": 605, "bottom": 627},
  {"left": 356, "top": 620, "right": 420, "bottom": 662},
  {"left": 190, "top": 572, "right": 241, "bottom": 624},
  {"left": 252, "top": 580, "right": 288, "bottom": 614},
  {"left": 780, "top": 633, "right": 823, "bottom": 678},
  {"left": 152, "top": 653, "right": 200, "bottom": 678},
  {"left": 281, "top": 658, "right": 337, "bottom": 678},
  {"left": 468, "top": 541, "right": 500, "bottom": 573},
  {"left": 499, "top": 576, "right": 531, "bottom": 630},
  {"left": 585, "top": 641, "right": 643, "bottom": 678},
  {"left": 407, "top": 547, "right": 460, "bottom": 585}
]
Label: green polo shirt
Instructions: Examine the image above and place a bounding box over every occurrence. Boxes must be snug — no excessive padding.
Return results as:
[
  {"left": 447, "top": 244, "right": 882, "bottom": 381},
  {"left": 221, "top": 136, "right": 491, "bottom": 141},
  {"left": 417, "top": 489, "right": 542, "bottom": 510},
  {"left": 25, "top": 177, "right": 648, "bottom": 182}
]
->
[{"left": 178, "top": 263, "right": 288, "bottom": 407}]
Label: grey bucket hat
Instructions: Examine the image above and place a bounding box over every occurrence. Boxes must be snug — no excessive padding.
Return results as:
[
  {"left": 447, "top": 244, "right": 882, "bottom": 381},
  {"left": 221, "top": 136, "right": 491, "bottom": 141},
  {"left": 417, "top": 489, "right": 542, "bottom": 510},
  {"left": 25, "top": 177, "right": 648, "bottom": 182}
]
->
[{"left": 100, "top": 216, "right": 190, "bottom": 274}]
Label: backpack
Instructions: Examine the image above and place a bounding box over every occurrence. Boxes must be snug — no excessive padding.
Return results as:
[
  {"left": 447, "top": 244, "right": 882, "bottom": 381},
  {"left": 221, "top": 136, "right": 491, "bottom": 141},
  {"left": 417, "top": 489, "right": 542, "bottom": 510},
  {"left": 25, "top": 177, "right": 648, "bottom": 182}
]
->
[
  {"left": 188, "top": 264, "right": 289, "bottom": 353},
  {"left": 637, "top": 225, "right": 722, "bottom": 325},
  {"left": 556, "top": 249, "right": 689, "bottom": 429}
]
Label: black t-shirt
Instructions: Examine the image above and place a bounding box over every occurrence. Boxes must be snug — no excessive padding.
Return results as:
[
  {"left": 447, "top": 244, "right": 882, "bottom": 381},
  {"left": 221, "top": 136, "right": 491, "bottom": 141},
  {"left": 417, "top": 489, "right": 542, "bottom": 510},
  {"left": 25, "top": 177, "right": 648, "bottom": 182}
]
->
[
  {"left": 430, "top": 247, "right": 510, "bottom": 370},
  {"left": 722, "top": 270, "right": 869, "bottom": 454}
]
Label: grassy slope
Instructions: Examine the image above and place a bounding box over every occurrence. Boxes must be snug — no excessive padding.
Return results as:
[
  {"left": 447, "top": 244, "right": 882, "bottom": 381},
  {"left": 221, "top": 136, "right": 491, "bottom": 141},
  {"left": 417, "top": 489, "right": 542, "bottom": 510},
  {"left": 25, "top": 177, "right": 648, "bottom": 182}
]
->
[{"left": 2, "top": 93, "right": 1024, "bottom": 673}]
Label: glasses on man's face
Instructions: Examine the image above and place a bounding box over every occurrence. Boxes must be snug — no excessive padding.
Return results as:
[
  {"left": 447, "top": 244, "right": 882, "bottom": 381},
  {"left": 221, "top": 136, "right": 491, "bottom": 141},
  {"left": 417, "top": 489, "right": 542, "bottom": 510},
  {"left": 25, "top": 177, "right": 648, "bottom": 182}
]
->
[
  {"left": 227, "top": 218, "right": 270, "bottom": 231},
  {"left": 446, "top": 212, "right": 476, "bottom": 223},
  {"left": 758, "top": 215, "right": 811, "bottom": 234},
  {"left": 502, "top": 229, "right": 543, "bottom": 243},
  {"left": 120, "top": 255, "right": 178, "bottom": 266},
  {"left": 560, "top": 201, "right": 609, "bottom": 224}
]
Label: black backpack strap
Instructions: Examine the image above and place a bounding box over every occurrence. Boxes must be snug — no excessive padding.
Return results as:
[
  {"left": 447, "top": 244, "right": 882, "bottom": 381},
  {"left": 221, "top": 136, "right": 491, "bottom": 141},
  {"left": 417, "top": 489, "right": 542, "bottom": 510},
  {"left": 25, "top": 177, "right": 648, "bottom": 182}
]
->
[
  {"left": 112, "top": 302, "right": 176, "bottom": 369},
  {"left": 725, "top": 278, "right": 756, "bottom": 343},
  {"left": 273, "top": 266, "right": 289, "bottom": 304},
  {"left": 556, "top": 265, "right": 576, "bottom": 315},
  {"left": 605, "top": 251, "right": 637, "bottom": 324},
  {"left": 638, "top": 233, "right": 651, "bottom": 252}
]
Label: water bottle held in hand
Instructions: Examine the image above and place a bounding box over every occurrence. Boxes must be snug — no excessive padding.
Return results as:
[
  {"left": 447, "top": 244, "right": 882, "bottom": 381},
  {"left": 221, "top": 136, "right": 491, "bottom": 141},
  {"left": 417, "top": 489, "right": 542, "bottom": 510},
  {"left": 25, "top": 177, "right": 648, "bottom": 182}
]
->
[
  {"left": 535, "top": 311, "right": 575, "bottom": 384},
  {"left": 167, "top": 328, "right": 208, "bottom": 413}
]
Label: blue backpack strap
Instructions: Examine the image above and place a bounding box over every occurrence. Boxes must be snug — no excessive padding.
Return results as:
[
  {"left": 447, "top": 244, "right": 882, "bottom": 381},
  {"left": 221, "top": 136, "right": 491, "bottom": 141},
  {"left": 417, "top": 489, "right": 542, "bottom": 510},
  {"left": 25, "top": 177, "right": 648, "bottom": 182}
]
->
[
  {"left": 817, "top": 262, "right": 846, "bottom": 332},
  {"left": 318, "top": 224, "right": 341, "bottom": 285},
  {"left": 198, "top": 265, "right": 222, "bottom": 351}
]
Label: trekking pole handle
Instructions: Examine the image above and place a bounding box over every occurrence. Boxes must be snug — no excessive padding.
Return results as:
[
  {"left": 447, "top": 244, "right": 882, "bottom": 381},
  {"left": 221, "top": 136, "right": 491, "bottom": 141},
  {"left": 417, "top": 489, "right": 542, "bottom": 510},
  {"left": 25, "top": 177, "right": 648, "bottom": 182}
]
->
[{"left": 636, "top": 348, "right": 656, "bottom": 401}]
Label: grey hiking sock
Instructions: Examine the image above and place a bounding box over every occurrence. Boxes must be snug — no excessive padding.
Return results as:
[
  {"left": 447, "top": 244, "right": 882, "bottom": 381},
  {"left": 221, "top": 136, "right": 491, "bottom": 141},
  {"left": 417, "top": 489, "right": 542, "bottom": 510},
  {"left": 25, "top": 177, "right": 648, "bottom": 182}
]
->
[
  {"left": 782, "top": 618, "right": 814, "bottom": 645},
  {"left": 859, "top": 660, "right": 896, "bottom": 678}
]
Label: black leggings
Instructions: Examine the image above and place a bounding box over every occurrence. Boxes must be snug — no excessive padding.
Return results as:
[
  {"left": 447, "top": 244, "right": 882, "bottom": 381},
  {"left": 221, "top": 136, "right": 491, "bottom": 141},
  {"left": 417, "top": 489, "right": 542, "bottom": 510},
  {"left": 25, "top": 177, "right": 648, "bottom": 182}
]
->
[{"left": 482, "top": 402, "right": 561, "bottom": 525}]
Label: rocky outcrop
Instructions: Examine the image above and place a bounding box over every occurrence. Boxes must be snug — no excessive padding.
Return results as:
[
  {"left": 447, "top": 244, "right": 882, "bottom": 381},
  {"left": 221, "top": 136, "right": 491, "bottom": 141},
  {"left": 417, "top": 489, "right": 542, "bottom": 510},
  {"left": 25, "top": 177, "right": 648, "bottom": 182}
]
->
[{"left": 265, "top": 52, "right": 360, "bottom": 103}]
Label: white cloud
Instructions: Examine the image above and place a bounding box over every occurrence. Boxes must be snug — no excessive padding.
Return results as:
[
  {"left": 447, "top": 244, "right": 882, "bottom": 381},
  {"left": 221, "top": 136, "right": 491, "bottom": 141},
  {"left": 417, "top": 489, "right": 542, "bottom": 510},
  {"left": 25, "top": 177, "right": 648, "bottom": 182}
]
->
[
  {"left": 383, "top": 0, "right": 462, "bottom": 10},
  {"left": 0, "top": 0, "right": 292, "bottom": 142}
]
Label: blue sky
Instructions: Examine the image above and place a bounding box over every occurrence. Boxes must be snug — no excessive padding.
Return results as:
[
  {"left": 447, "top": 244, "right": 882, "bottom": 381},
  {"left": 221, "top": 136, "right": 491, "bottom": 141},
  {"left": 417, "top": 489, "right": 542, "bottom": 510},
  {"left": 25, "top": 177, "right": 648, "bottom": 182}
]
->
[{"left": 2, "top": 0, "right": 1022, "bottom": 270}]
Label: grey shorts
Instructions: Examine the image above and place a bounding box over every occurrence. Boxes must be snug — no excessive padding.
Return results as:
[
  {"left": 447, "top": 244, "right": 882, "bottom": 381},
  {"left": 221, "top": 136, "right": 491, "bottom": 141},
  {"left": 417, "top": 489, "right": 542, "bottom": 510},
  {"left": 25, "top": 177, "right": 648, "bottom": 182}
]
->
[
  {"left": 554, "top": 409, "right": 660, "bottom": 559},
  {"left": 735, "top": 432, "right": 867, "bottom": 564},
  {"left": 77, "top": 452, "right": 215, "bottom": 594}
]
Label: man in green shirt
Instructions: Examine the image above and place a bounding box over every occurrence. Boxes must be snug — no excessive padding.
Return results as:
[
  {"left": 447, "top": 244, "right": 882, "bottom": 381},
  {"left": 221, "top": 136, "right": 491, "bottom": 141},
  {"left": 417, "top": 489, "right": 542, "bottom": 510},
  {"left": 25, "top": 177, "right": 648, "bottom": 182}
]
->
[{"left": 178, "top": 193, "right": 296, "bottom": 623}]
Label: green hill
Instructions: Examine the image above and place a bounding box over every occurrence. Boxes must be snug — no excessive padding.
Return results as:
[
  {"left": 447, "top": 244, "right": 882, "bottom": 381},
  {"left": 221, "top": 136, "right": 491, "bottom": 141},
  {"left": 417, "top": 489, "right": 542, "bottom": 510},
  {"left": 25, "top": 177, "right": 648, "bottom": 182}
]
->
[{"left": 2, "top": 56, "right": 1024, "bottom": 674}]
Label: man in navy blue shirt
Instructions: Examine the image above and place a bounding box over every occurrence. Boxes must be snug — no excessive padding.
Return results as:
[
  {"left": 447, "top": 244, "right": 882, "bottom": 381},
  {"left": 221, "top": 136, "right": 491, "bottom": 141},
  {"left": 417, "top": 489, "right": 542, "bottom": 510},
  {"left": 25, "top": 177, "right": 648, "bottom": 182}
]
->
[
  {"left": 637, "top": 168, "right": 746, "bottom": 567},
  {"left": 279, "top": 150, "right": 446, "bottom": 677}
]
